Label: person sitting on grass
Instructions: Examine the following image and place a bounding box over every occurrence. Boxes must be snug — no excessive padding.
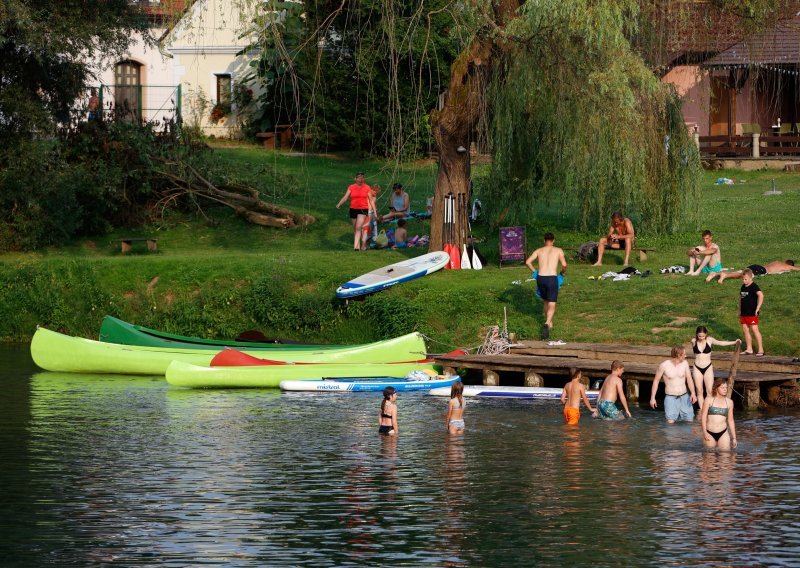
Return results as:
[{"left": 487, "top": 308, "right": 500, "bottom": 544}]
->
[
  {"left": 687, "top": 230, "right": 722, "bottom": 279},
  {"left": 382, "top": 183, "right": 410, "bottom": 221},
  {"left": 708, "top": 260, "right": 800, "bottom": 283},
  {"left": 392, "top": 219, "right": 408, "bottom": 248},
  {"left": 593, "top": 211, "right": 635, "bottom": 266}
]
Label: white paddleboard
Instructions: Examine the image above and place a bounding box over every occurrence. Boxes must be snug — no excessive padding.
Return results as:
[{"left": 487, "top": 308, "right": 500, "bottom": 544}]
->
[
  {"left": 336, "top": 251, "right": 450, "bottom": 298},
  {"left": 428, "top": 385, "right": 599, "bottom": 399}
]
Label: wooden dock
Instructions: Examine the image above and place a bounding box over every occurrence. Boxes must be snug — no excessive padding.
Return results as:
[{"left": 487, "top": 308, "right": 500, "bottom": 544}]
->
[{"left": 433, "top": 341, "right": 800, "bottom": 409}]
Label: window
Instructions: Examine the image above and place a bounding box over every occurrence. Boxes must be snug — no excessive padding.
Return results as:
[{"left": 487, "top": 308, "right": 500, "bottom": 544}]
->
[{"left": 216, "top": 74, "right": 232, "bottom": 109}]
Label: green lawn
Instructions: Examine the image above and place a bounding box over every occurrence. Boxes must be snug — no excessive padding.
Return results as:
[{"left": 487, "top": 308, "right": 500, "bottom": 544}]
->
[{"left": 1, "top": 148, "right": 799, "bottom": 357}]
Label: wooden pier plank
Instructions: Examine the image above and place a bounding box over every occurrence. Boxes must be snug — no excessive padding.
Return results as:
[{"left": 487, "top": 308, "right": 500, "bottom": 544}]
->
[
  {"left": 434, "top": 353, "right": 798, "bottom": 384},
  {"left": 510, "top": 341, "right": 800, "bottom": 374}
]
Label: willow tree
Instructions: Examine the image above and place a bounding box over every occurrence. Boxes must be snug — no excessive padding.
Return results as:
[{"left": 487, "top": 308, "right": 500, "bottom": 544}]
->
[
  {"left": 429, "top": 0, "right": 702, "bottom": 251},
  {"left": 428, "top": 0, "right": 792, "bottom": 251}
]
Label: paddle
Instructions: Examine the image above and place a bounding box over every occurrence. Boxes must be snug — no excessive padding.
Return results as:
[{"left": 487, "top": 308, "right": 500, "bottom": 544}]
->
[
  {"left": 443, "top": 193, "right": 452, "bottom": 269},
  {"left": 448, "top": 192, "right": 461, "bottom": 269},
  {"left": 460, "top": 193, "right": 472, "bottom": 269},
  {"left": 466, "top": 201, "right": 483, "bottom": 270}
]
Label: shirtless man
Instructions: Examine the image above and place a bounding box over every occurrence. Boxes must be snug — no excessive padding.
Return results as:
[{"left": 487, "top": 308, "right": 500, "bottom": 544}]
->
[
  {"left": 650, "top": 346, "right": 697, "bottom": 423},
  {"left": 687, "top": 230, "right": 721, "bottom": 280},
  {"left": 596, "top": 360, "right": 632, "bottom": 420},
  {"left": 593, "top": 211, "right": 635, "bottom": 266},
  {"left": 525, "top": 232, "right": 567, "bottom": 340},
  {"left": 711, "top": 260, "right": 800, "bottom": 283}
]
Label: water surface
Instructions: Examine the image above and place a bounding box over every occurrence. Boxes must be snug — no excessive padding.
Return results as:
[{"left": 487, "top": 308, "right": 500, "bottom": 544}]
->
[{"left": 2, "top": 344, "right": 799, "bottom": 566}]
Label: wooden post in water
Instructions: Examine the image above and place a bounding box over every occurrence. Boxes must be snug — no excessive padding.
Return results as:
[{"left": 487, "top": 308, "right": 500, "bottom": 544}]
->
[
  {"left": 727, "top": 341, "right": 741, "bottom": 400},
  {"left": 625, "top": 379, "right": 639, "bottom": 402},
  {"left": 524, "top": 371, "right": 543, "bottom": 387},
  {"left": 483, "top": 369, "right": 500, "bottom": 386}
]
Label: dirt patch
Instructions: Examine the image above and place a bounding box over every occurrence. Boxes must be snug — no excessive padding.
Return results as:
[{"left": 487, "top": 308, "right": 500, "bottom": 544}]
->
[
  {"left": 147, "top": 276, "right": 160, "bottom": 290},
  {"left": 651, "top": 315, "right": 696, "bottom": 334},
  {"left": 123, "top": 291, "right": 136, "bottom": 300},
  {"left": 164, "top": 292, "right": 175, "bottom": 305}
]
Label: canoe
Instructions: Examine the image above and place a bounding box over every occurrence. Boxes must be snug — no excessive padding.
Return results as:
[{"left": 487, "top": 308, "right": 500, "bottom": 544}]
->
[
  {"left": 336, "top": 251, "right": 450, "bottom": 299},
  {"left": 31, "top": 327, "right": 428, "bottom": 375},
  {"left": 99, "top": 315, "right": 331, "bottom": 350},
  {"left": 166, "top": 360, "right": 437, "bottom": 389},
  {"left": 209, "top": 348, "right": 431, "bottom": 367},
  {"left": 280, "top": 376, "right": 460, "bottom": 392},
  {"left": 428, "top": 385, "right": 600, "bottom": 399}
]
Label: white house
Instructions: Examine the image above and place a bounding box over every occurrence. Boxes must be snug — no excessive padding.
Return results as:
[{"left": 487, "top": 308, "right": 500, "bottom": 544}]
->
[{"left": 87, "top": 0, "right": 260, "bottom": 136}]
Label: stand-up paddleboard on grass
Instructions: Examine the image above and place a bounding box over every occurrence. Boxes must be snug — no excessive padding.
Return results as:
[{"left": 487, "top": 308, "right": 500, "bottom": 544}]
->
[
  {"left": 336, "top": 251, "right": 450, "bottom": 299},
  {"left": 428, "top": 385, "right": 599, "bottom": 399}
]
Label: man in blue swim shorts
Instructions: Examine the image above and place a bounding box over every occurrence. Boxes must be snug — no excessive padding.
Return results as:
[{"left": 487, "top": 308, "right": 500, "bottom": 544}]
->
[
  {"left": 525, "top": 232, "right": 568, "bottom": 340},
  {"left": 650, "top": 346, "right": 697, "bottom": 423},
  {"left": 687, "top": 230, "right": 722, "bottom": 281}
]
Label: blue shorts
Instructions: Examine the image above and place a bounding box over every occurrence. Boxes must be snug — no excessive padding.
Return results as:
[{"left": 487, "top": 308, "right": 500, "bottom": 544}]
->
[
  {"left": 597, "top": 399, "right": 624, "bottom": 420},
  {"left": 449, "top": 419, "right": 465, "bottom": 431},
  {"left": 701, "top": 263, "right": 722, "bottom": 274},
  {"left": 394, "top": 242, "right": 407, "bottom": 248},
  {"left": 536, "top": 275, "right": 560, "bottom": 302},
  {"left": 664, "top": 393, "right": 694, "bottom": 422}
]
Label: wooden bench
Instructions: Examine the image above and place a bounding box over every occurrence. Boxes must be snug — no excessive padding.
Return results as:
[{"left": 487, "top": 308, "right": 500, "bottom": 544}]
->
[
  {"left": 565, "top": 246, "right": 655, "bottom": 262},
  {"left": 256, "top": 125, "right": 294, "bottom": 150},
  {"left": 119, "top": 237, "right": 158, "bottom": 254}
]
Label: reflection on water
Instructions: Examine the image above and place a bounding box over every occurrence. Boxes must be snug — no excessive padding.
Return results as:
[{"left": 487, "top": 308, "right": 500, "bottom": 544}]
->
[{"left": 0, "top": 356, "right": 799, "bottom": 565}]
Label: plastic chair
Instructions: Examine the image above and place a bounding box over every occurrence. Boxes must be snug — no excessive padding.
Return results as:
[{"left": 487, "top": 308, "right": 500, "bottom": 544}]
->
[{"left": 499, "top": 226, "right": 527, "bottom": 268}]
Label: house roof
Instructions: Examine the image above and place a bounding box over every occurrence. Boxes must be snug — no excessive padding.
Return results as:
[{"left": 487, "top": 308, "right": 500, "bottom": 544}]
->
[{"left": 705, "top": 16, "right": 800, "bottom": 66}]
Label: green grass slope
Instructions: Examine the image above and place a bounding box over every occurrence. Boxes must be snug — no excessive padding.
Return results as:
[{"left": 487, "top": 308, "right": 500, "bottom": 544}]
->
[{"left": 1, "top": 149, "right": 798, "bottom": 357}]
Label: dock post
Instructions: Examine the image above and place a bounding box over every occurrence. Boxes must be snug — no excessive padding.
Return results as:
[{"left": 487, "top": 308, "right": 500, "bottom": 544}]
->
[
  {"left": 625, "top": 379, "right": 639, "bottom": 402},
  {"left": 742, "top": 384, "right": 760, "bottom": 409},
  {"left": 524, "top": 371, "right": 543, "bottom": 387},
  {"left": 483, "top": 369, "right": 500, "bottom": 386}
]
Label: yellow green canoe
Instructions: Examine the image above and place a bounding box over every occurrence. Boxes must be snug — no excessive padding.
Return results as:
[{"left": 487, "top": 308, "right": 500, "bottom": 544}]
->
[
  {"left": 31, "top": 327, "right": 428, "bottom": 375},
  {"left": 165, "top": 359, "right": 436, "bottom": 389}
]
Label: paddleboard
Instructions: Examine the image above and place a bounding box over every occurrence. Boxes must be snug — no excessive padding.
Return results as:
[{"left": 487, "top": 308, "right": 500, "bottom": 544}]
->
[
  {"left": 336, "top": 251, "right": 450, "bottom": 299},
  {"left": 281, "top": 376, "right": 460, "bottom": 392},
  {"left": 428, "top": 385, "right": 599, "bottom": 399}
]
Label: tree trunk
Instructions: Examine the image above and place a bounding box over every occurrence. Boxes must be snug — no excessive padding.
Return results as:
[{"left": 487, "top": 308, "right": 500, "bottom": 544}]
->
[{"left": 428, "top": 1, "right": 520, "bottom": 253}]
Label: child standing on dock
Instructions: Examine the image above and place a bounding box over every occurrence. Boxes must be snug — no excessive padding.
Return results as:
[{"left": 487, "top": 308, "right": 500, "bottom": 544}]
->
[
  {"left": 560, "top": 368, "right": 596, "bottom": 424},
  {"left": 446, "top": 381, "right": 466, "bottom": 433},
  {"left": 379, "top": 387, "right": 398, "bottom": 435},
  {"left": 596, "top": 361, "right": 632, "bottom": 420},
  {"left": 739, "top": 268, "right": 765, "bottom": 356}
]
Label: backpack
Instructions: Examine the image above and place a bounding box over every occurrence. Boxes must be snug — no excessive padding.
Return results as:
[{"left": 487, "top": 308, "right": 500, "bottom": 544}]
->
[{"left": 576, "top": 241, "right": 598, "bottom": 261}]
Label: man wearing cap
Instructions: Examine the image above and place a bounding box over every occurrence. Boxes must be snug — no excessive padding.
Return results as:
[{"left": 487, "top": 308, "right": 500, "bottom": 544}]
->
[{"left": 382, "top": 183, "right": 410, "bottom": 221}]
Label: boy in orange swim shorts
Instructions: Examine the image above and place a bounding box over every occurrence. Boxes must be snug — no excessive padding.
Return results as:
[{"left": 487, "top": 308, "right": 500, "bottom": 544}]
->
[{"left": 560, "top": 368, "right": 596, "bottom": 424}]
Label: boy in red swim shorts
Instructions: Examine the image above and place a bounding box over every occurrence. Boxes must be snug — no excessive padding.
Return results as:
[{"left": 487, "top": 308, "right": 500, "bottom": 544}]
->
[{"left": 739, "top": 268, "right": 765, "bottom": 356}]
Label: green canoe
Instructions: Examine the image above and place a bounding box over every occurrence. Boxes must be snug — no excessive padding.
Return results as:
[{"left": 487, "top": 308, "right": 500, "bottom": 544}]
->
[
  {"left": 31, "top": 327, "right": 428, "bottom": 375},
  {"left": 99, "top": 315, "right": 335, "bottom": 350},
  {"left": 165, "top": 360, "right": 436, "bottom": 389}
]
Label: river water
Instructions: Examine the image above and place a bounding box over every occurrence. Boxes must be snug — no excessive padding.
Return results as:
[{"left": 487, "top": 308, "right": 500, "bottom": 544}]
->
[{"left": 2, "top": 344, "right": 800, "bottom": 566}]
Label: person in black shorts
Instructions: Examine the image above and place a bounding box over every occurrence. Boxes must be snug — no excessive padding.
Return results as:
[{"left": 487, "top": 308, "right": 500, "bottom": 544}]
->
[
  {"left": 525, "top": 232, "right": 567, "bottom": 339},
  {"left": 711, "top": 260, "right": 800, "bottom": 283}
]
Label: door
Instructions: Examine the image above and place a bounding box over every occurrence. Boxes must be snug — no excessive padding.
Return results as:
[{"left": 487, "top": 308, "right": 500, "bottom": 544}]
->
[
  {"left": 115, "top": 60, "right": 141, "bottom": 121},
  {"left": 710, "top": 77, "right": 735, "bottom": 136}
]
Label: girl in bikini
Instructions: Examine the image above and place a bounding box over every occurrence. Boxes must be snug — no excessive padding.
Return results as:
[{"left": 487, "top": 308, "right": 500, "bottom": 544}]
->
[
  {"left": 700, "top": 379, "right": 737, "bottom": 450},
  {"left": 378, "top": 386, "right": 398, "bottom": 435},
  {"left": 446, "top": 381, "right": 465, "bottom": 433},
  {"left": 690, "top": 326, "right": 740, "bottom": 407}
]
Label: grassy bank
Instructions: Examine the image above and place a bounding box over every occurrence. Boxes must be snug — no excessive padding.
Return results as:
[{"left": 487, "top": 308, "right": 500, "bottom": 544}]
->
[{"left": 2, "top": 148, "right": 799, "bottom": 356}]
